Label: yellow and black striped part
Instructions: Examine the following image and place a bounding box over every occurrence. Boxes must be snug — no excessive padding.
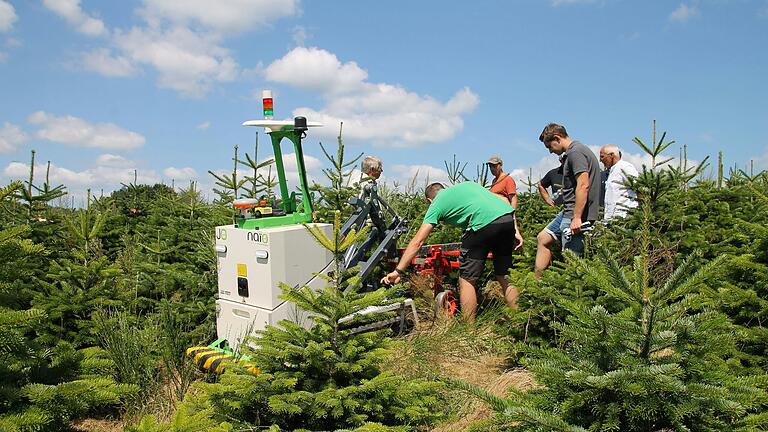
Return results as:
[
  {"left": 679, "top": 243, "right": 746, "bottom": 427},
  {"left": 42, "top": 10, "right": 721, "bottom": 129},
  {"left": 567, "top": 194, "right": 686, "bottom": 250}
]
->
[{"left": 186, "top": 346, "right": 260, "bottom": 375}]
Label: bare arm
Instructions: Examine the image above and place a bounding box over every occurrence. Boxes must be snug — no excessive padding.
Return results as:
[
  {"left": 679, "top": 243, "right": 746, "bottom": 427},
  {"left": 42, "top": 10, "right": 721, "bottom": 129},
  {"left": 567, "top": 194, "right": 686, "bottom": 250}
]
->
[
  {"left": 397, "top": 223, "right": 433, "bottom": 270},
  {"left": 571, "top": 172, "right": 589, "bottom": 232},
  {"left": 510, "top": 192, "right": 523, "bottom": 250},
  {"left": 494, "top": 192, "right": 524, "bottom": 251},
  {"left": 538, "top": 183, "right": 556, "bottom": 208},
  {"left": 382, "top": 223, "right": 433, "bottom": 284}
]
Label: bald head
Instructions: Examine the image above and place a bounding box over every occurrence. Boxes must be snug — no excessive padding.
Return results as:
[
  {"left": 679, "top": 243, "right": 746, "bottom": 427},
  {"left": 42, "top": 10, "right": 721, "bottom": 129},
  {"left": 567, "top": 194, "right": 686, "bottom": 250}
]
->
[
  {"left": 601, "top": 144, "right": 621, "bottom": 156},
  {"left": 599, "top": 144, "right": 622, "bottom": 169}
]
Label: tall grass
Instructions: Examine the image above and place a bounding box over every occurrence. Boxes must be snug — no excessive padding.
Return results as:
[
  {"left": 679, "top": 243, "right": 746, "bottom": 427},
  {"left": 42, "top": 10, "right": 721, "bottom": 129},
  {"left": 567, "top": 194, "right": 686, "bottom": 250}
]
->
[
  {"left": 94, "top": 307, "right": 200, "bottom": 424},
  {"left": 155, "top": 301, "right": 198, "bottom": 403},
  {"left": 94, "top": 310, "right": 157, "bottom": 393}
]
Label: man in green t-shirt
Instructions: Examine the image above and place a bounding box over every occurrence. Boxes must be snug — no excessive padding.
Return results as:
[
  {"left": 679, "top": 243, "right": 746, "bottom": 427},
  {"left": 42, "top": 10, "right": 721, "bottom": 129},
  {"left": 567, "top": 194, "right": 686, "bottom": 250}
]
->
[{"left": 381, "top": 181, "right": 520, "bottom": 320}]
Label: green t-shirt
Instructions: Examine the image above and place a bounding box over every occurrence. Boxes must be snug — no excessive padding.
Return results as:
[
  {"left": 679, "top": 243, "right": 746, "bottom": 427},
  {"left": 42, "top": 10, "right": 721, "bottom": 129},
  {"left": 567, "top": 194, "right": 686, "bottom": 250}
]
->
[{"left": 422, "top": 182, "right": 514, "bottom": 231}]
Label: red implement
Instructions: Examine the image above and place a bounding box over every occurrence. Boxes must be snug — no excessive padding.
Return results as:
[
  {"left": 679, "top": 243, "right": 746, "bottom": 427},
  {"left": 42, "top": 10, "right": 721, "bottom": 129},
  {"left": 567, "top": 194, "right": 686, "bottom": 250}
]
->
[
  {"left": 389, "top": 243, "right": 492, "bottom": 317},
  {"left": 410, "top": 243, "right": 462, "bottom": 295}
]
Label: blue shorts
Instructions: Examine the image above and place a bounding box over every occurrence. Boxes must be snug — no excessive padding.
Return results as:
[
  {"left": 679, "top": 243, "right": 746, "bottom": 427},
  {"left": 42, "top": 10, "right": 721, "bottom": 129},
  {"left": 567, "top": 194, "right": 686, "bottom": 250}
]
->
[
  {"left": 543, "top": 211, "right": 564, "bottom": 241},
  {"left": 543, "top": 211, "right": 585, "bottom": 256}
]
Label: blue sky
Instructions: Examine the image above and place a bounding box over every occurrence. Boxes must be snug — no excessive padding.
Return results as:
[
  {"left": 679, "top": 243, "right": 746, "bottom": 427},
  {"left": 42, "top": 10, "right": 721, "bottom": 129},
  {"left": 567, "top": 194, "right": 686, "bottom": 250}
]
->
[{"left": 1, "top": 0, "right": 767, "bottom": 201}]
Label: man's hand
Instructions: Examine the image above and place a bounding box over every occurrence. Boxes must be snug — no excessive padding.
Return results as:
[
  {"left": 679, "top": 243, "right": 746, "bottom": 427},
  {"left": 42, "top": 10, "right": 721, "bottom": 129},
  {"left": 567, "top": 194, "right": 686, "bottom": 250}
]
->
[
  {"left": 514, "top": 231, "right": 524, "bottom": 251},
  {"left": 572, "top": 171, "right": 589, "bottom": 234},
  {"left": 381, "top": 271, "right": 401, "bottom": 285},
  {"left": 570, "top": 217, "right": 582, "bottom": 234},
  {"left": 384, "top": 223, "right": 433, "bottom": 286}
]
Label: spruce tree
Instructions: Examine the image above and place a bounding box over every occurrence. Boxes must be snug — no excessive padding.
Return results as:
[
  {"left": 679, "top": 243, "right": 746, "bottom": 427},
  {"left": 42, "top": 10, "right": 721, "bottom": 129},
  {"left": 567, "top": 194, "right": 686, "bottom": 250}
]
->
[
  {"left": 31, "top": 256, "right": 125, "bottom": 347},
  {"left": 238, "top": 133, "right": 277, "bottom": 200},
  {"left": 14, "top": 151, "right": 67, "bottom": 218},
  {"left": 713, "top": 181, "right": 768, "bottom": 372},
  {"left": 0, "top": 182, "right": 137, "bottom": 431},
  {"left": 151, "top": 211, "right": 443, "bottom": 431},
  {"left": 460, "top": 206, "right": 768, "bottom": 431},
  {"left": 310, "top": 123, "right": 364, "bottom": 222}
]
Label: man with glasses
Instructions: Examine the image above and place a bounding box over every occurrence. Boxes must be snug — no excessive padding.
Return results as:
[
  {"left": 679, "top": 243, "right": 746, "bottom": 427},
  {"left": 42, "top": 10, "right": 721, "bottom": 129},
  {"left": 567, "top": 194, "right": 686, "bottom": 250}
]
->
[{"left": 599, "top": 144, "right": 639, "bottom": 221}]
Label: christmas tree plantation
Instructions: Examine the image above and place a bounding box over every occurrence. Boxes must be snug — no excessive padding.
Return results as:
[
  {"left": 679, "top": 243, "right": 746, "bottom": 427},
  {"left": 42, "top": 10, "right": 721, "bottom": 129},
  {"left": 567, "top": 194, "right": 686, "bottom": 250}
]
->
[{"left": 133, "top": 212, "right": 444, "bottom": 432}]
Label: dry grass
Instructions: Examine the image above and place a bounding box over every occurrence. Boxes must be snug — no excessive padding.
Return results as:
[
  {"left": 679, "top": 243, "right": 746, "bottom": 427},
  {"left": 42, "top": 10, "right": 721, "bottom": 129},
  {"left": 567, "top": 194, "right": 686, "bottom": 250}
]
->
[
  {"left": 386, "top": 323, "right": 535, "bottom": 431},
  {"left": 433, "top": 367, "right": 535, "bottom": 432},
  {"left": 70, "top": 418, "right": 124, "bottom": 432},
  {"left": 385, "top": 279, "right": 535, "bottom": 431}
]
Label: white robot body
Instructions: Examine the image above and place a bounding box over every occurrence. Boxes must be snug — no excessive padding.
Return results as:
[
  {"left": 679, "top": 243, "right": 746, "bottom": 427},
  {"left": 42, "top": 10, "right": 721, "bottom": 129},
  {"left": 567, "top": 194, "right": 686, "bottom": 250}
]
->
[{"left": 213, "top": 223, "right": 333, "bottom": 350}]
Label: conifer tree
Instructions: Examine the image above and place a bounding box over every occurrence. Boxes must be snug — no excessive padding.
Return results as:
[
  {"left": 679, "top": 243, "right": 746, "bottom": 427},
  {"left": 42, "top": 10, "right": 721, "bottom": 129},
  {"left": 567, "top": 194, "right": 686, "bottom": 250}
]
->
[
  {"left": 157, "top": 211, "right": 443, "bottom": 431},
  {"left": 310, "top": 123, "right": 364, "bottom": 221},
  {"left": 444, "top": 154, "right": 469, "bottom": 185},
  {"left": 460, "top": 206, "right": 768, "bottom": 431},
  {"left": 208, "top": 144, "right": 247, "bottom": 206},
  {"left": 63, "top": 189, "right": 108, "bottom": 265},
  {"left": 1, "top": 181, "right": 137, "bottom": 431},
  {"left": 0, "top": 182, "right": 48, "bottom": 429},
  {"left": 712, "top": 180, "right": 768, "bottom": 372},
  {"left": 238, "top": 133, "right": 277, "bottom": 200},
  {"left": 14, "top": 151, "right": 67, "bottom": 218},
  {"left": 32, "top": 256, "right": 125, "bottom": 347}
]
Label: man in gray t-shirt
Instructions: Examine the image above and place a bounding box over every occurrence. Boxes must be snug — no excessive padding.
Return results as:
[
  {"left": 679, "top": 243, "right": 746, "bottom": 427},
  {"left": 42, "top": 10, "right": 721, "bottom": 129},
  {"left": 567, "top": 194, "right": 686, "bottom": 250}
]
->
[
  {"left": 535, "top": 123, "right": 601, "bottom": 277},
  {"left": 561, "top": 140, "right": 601, "bottom": 222}
]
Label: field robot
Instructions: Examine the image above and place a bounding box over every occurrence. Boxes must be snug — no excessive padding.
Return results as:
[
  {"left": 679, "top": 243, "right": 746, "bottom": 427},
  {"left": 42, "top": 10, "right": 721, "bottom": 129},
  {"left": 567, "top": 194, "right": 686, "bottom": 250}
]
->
[{"left": 188, "top": 93, "right": 426, "bottom": 373}]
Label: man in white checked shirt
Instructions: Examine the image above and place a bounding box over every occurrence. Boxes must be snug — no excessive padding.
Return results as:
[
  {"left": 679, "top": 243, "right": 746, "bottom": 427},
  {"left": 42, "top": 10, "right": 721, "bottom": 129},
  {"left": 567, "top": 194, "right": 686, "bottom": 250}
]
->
[{"left": 599, "top": 144, "right": 639, "bottom": 221}]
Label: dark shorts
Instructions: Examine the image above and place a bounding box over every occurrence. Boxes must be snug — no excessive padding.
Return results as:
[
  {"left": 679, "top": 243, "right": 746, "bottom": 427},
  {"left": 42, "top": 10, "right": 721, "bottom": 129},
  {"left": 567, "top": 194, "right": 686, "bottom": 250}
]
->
[{"left": 459, "top": 214, "right": 516, "bottom": 283}]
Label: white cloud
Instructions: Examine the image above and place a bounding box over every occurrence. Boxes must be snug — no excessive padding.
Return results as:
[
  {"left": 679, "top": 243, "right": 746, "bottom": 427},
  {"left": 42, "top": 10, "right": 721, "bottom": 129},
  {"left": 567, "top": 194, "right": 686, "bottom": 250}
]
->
[
  {"left": 508, "top": 154, "right": 561, "bottom": 192},
  {"left": 264, "top": 47, "right": 367, "bottom": 93},
  {"left": 27, "top": 111, "right": 146, "bottom": 150},
  {"left": 388, "top": 164, "right": 450, "bottom": 188},
  {"left": 66, "top": 0, "right": 299, "bottom": 98},
  {"left": 96, "top": 153, "right": 135, "bottom": 168},
  {"left": 273, "top": 152, "right": 322, "bottom": 180},
  {"left": 0, "top": 0, "right": 17, "bottom": 32},
  {"left": 113, "top": 25, "right": 239, "bottom": 98},
  {"left": 196, "top": 121, "right": 211, "bottom": 130},
  {"left": 264, "top": 47, "right": 479, "bottom": 148},
  {"left": 138, "top": 0, "right": 299, "bottom": 35},
  {"left": 163, "top": 166, "right": 198, "bottom": 180},
  {"left": 261, "top": 152, "right": 321, "bottom": 185},
  {"left": 3, "top": 160, "right": 160, "bottom": 188},
  {"left": 81, "top": 48, "right": 138, "bottom": 77},
  {"left": 42, "top": 0, "right": 107, "bottom": 36},
  {"left": 2, "top": 156, "right": 208, "bottom": 202},
  {"left": 0, "top": 122, "right": 28, "bottom": 153},
  {"left": 0, "top": 36, "right": 19, "bottom": 60},
  {"left": 1, "top": 36, "right": 20, "bottom": 59},
  {"left": 669, "top": 3, "right": 699, "bottom": 22}
]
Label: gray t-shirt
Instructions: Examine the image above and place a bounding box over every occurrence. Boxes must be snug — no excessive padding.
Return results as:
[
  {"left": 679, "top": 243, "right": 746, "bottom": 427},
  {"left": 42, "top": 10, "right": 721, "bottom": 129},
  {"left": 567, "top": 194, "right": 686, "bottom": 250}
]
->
[{"left": 561, "top": 141, "right": 601, "bottom": 221}]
